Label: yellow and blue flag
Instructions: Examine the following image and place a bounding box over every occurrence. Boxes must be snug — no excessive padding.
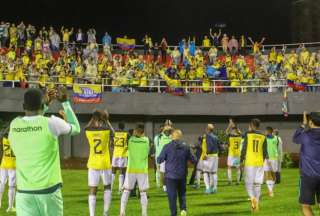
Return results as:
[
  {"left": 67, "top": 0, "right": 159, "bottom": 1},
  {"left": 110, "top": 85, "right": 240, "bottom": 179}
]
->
[
  {"left": 116, "top": 37, "right": 136, "bottom": 50},
  {"left": 73, "top": 84, "right": 102, "bottom": 104}
]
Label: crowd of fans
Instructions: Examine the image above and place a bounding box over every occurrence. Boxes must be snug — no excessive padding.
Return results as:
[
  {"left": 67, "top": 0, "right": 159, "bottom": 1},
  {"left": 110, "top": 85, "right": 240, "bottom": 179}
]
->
[{"left": 0, "top": 21, "right": 319, "bottom": 93}]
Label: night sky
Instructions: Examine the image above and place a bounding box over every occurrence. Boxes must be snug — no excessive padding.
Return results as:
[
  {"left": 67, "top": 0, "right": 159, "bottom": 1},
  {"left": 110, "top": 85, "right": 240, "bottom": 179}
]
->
[{"left": 1, "top": 0, "right": 292, "bottom": 45}]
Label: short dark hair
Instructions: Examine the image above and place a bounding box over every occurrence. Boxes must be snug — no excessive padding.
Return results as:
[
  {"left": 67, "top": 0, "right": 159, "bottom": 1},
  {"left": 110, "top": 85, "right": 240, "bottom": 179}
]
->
[
  {"left": 134, "top": 123, "right": 145, "bottom": 136},
  {"left": 23, "top": 89, "right": 43, "bottom": 111},
  {"left": 118, "top": 122, "right": 125, "bottom": 130},
  {"left": 250, "top": 118, "right": 261, "bottom": 129},
  {"left": 266, "top": 126, "right": 273, "bottom": 133},
  {"left": 310, "top": 112, "right": 320, "bottom": 127}
]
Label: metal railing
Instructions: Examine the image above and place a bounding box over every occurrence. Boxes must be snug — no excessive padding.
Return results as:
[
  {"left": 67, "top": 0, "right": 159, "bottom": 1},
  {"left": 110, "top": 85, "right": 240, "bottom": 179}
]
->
[{"left": 1, "top": 77, "right": 318, "bottom": 94}]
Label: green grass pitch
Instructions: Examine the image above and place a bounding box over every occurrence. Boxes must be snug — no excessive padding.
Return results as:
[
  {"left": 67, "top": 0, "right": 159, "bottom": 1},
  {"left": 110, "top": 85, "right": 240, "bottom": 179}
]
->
[{"left": 1, "top": 169, "right": 319, "bottom": 215}]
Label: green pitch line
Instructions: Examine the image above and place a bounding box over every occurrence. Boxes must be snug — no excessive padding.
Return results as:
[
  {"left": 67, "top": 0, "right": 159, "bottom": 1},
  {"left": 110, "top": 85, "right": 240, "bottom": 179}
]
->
[{"left": 1, "top": 169, "right": 319, "bottom": 216}]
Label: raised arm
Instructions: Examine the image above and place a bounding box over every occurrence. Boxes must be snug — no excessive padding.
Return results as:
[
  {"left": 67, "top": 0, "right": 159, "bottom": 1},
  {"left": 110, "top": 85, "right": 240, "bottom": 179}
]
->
[
  {"left": 293, "top": 111, "right": 308, "bottom": 144},
  {"left": 259, "top": 37, "right": 266, "bottom": 45},
  {"left": 248, "top": 37, "right": 254, "bottom": 45},
  {"left": 209, "top": 28, "right": 214, "bottom": 40}
]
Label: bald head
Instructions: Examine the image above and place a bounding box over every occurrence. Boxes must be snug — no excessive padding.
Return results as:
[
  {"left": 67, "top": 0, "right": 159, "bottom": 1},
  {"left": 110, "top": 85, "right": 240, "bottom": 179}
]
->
[{"left": 206, "top": 124, "right": 214, "bottom": 133}]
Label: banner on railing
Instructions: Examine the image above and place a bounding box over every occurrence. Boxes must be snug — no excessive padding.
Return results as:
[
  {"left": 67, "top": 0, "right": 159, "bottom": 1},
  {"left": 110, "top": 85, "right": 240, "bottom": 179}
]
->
[
  {"left": 116, "top": 37, "right": 136, "bottom": 50},
  {"left": 73, "top": 84, "right": 102, "bottom": 104}
]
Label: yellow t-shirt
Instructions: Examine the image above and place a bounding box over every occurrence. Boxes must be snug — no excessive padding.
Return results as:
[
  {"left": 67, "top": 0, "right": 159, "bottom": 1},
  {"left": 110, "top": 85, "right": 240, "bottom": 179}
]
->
[
  {"left": 86, "top": 128, "right": 112, "bottom": 170},
  {"left": 244, "top": 132, "right": 266, "bottom": 167},
  {"left": 228, "top": 136, "right": 242, "bottom": 157},
  {"left": 202, "top": 39, "right": 211, "bottom": 48},
  {"left": 0, "top": 137, "right": 16, "bottom": 169},
  {"left": 113, "top": 131, "right": 128, "bottom": 158}
]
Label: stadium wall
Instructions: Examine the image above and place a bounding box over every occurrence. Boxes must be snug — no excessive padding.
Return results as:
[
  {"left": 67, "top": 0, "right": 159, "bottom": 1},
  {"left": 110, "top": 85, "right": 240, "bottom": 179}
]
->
[{"left": 0, "top": 87, "right": 315, "bottom": 158}]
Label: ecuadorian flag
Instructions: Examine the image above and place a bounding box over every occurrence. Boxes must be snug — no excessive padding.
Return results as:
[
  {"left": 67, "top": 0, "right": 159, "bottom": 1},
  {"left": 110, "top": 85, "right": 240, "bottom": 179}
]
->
[
  {"left": 116, "top": 37, "right": 136, "bottom": 50},
  {"left": 73, "top": 84, "right": 102, "bottom": 104}
]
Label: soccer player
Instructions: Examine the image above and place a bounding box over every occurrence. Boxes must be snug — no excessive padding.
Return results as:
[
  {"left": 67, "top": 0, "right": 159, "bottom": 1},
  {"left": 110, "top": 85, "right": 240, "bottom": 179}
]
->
[
  {"left": 86, "top": 110, "right": 114, "bottom": 216},
  {"left": 264, "top": 126, "right": 279, "bottom": 197},
  {"left": 157, "top": 129, "right": 196, "bottom": 216},
  {"left": 120, "top": 124, "right": 150, "bottom": 216},
  {"left": 0, "top": 128, "right": 16, "bottom": 212},
  {"left": 111, "top": 122, "right": 128, "bottom": 194},
  {"left": 156, "top": 125, "right": 173, "bottom": 192},
  {"left": 8, "top": 87, "right": 80, "bottom": 216},
  {"left": 240, "top": 118, "right": 268, "bottom": 212},
  {"left": 293, "top": 111, "right": 320, "bottom": 216},
  {"left": 273, "top": 129, "right": 283, "bottom": 184},
  {"left": 226, "top": 118, "right": 242, "bottom": 185},
  {"left": 199, "top": 124, "right": 221, "bottom": 194},
  {"left": 154, "top": 125, "right": 164, "bottom": 187}
]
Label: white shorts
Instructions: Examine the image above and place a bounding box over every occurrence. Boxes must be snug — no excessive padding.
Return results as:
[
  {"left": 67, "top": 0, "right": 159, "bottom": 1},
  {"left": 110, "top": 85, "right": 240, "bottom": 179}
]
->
[
  {"left": 123, "top": 173, "right": 149, "bottom": 191},
  {"left": 197, "top": 160, "right": 203, "bottom": 171},
  {"left": 0, "top": 168, "right": 16, "bottom": 187},
  {"left": 202, "top": 156, "right": 218, "bottom": 173},
  {"left": 264, "top": 160, "right": 278, "bottom": 172},
  {"left": 227, "top": 156, "right": 240, "bottom": 167},
  {"left": 88, "top": 169, "right": 112, "bottom": 187},
  {"left": 244, "top": 166, "right": 264, "bottom": 184},
  {"left": 160, "top": 162, "right": 166, "bottom": 173},
  {"left": 112, "top": 157, "right": 128, "bottom": 168}
]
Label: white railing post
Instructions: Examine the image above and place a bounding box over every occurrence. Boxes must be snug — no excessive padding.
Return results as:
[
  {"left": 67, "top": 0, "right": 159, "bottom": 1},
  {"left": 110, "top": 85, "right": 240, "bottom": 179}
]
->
[{"left": 213, "top": 80, "right": 216, "bottom": 94}]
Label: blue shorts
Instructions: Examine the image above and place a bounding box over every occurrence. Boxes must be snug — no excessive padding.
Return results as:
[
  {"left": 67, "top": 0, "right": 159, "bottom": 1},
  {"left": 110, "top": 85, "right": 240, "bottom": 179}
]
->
[{"left": 299, "top": 175, "right": 320, "bottom": 205}]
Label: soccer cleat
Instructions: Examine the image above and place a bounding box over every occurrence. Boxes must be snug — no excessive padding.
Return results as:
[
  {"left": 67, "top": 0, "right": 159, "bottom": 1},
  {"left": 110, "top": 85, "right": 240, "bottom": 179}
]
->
[
  {"left": 103, "top": 211, "right": 109, "bottom": 216},
  {"left": 268, "top": 191, "right": 274, "bottom": 198},
  {"left": 180, "top": 210, "right": 187, "bottom": 216},
  {"left": 192, "top": 184, "right": 200, "bottom": 189},
  {"left": 211, "top": 188, "right": 217, "bottom": 194},
  {"left": 6, "top": 207, "right": 16, "bottom": 213},
  {"left": 163, "top": 186, "right": 167, "bottom": 192},
  {"left": 251, "top": 198, "right": 259, "bottom": 213},
  {"left": 205, "top": 188, "right": 211, "bottom": 194}
]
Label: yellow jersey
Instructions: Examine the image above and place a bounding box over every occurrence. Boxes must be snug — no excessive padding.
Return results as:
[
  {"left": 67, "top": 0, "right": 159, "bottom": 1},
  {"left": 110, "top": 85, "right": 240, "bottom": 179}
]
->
[
  {"left": 243, "top": 132, "right": 267, "bottom": 167},
  {"left": 228, "top": 136, "right": 242, "bottom": 157},
  {"left": 0, "top": 137, "right": 16, "bottom": 169},
  {"left": 113, "top": 131, "right": 128, "bottom": 158},
  {"left": 86, "top": 128, "right": 112, "bottom": 170}
]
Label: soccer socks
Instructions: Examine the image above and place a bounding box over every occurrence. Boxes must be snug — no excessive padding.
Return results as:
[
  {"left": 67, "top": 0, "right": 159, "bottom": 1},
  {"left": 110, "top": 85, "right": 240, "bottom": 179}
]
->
[
  {"left": 103, "top": 189, "right": 112, "bottom": 214},
  {"left": 0, "top": 183, "right": 4, "bottom": 208},
  {"left": 203, "top": 173, "right": 210, "bottom": 190},
  {"left": 236, "top": 168, "right": 241, "bottom": 183},
  {"left": 213, "top": 173, "right": 218, "bottom": 190},
  {"left": 8, "top": 186, "right": 15, "bottom": 209},
  {"left": 227, "top": 168, "right": 232, "bottom": 183},
  {"left": 111, "top": 174, "right": 115, "bottom": 190},
  {"left": 140, "top": 192, "right": 148, "bottom": 216},
  {"left": 156, "top": 171, "right": 160, "bottom": 187},
  {"left": 245, "top": 182, "right": 254, "bottom": 199},
  {"left": 120, "top": 190, "right": 130, "bottom": 215},
  {"left": 254, "top": 184, "right": 262, "bottom": 202},
  {"left": 119, "top": 174, "right": 124, "bottom": 192},
  {"left": 196, "top": 170, "right": 201, "bottom": 186},
  {"left": 266, "top": 180, "right": 274, "bottom": 193},
  {"left": 88, "top": 195, "right": 96, "bottom": 216}
]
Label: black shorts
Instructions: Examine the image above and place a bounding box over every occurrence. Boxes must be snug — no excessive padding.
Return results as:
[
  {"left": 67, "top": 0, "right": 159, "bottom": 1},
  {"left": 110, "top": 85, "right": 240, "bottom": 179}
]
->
[{"left": 299, "top": 175, "right": 320, "bottom": 205}]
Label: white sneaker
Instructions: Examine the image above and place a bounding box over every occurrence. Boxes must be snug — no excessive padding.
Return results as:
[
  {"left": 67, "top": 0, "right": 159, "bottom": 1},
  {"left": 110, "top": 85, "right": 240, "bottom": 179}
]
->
[
  {"left": 103, "top": 211, "right": 109, "bottom": 216},
  {"left": 6, "top": 207, "right": 16, "bottom": 213},
  {"left": 163, "top": 186, "right": 167, "bottom": 192},
  {"left": 181, "top": 210, "right": 187, "bottom": 216}
]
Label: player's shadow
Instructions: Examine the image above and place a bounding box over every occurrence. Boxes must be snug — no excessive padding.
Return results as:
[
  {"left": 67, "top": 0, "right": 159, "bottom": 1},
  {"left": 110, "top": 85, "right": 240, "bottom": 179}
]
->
[
  {"left": 195, "top": 210, "right": 250, "bottom": 216},
  {"left": 196, "top": 199, "right": 248, "bottom": 206}
]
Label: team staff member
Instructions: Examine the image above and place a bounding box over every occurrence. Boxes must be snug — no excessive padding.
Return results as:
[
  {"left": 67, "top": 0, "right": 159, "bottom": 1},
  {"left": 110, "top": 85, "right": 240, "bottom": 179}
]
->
[
  {"left": 226, "top": 118, "right": 242, "bottom": 185},
  {"left": 111, "top": 122, "right": 128, "bottom": 194},
  {"left": 9, "top": 87, "right": 80, "bottom": 216},
  {"left": 157, "top": 129, "right": 196, "bottom": 216},
  {"left": 240, "top": 119, "right": 268, "bottom": 213},
  {"left": 293, "top": 111, "right": 320, "bottom": 216},
  {"left": 85, "top": 110, "right": 114, "bottom": 216},
  {"left": 0, "top": 129, "right": 16, "bottom": 212}
]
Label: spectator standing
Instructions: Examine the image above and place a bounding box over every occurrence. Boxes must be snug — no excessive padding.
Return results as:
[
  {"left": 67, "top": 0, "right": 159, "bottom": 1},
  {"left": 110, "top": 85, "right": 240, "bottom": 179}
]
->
[
  {"left": 221, "top": 34, "right": 229, "bottom": 53},
  {"left": 239, "top": 35, "right": 247, "bottom": 55},
  {"left": 102, "top": 32, "right": 112, "bottom": 47},
  {"left": 153, "top": 42, "right": 159, "bottom": 62},
  {"left": 228, "top": 36, "right": 239, "bottom": 56},
  {"left": 61, "top": 26, "right": 74, "bottom": 47},
  {"left": 248, "top": 37, "right": 266, "bottom": 54},
  {"left": 76, "top": 29, "right": 84, "bottom": 48},
  {"left": 160, "top": 37, "right": 168, "bottom": 63},
  {"left": 157, "top": 129, "right": 196, "bottom": 216},
  {"left": 49, "top": 30, "right": 61, "bottom": 52},
  {"left": 17, "top": 22, "right": 26, "bottom": 49},
  {"left": 210, "top": 28, "right": 221, "bottom": 47},
  {"left": 87, "top": 29, "right": 97, "bottom": 44},
  {"left": 202, "top": 35, "right": 211, "bottom": 50}
]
